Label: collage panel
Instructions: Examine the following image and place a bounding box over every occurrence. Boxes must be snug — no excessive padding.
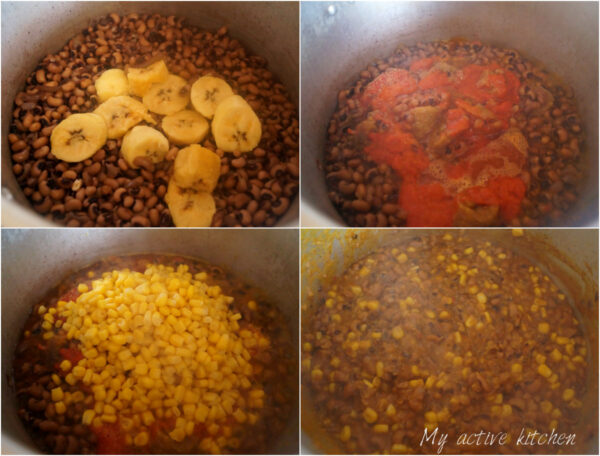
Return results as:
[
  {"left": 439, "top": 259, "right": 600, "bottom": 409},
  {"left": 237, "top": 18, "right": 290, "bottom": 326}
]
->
[
  {"left": 2, "top": 229, "right": 299, "bottom": 453},
  {"left": 2, "top": 1, "right": 299, "bottom": 228},
  {"left": 301, "top": 228, "right": 598, "bottom": 454},
  {"left": 301, "top": 1, "right": 598, "bottom": 228}
]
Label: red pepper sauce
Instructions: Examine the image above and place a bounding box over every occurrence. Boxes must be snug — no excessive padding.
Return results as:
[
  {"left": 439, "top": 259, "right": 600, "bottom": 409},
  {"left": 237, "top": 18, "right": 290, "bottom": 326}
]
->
[
  {"left": 360, "top": 54, "right": 527, "bottom": 226},
  {"left": 93, "top": 422, "right": 129, "bottom": 454}
]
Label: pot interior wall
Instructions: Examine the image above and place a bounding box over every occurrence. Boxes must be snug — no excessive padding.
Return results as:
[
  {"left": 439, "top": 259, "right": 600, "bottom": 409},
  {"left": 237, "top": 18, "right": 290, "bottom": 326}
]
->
[
  {"left": 301, "top": 228, "right": 598, "bottom": 454},
  {"left": 1, "top": 229, "right": 299, "bottom": 454},
  {"left": 1, "top": 1, "right": 299, "bottom": 226},
  {"left": 301, "top": 1, "right": 599, "bottom": 227}
]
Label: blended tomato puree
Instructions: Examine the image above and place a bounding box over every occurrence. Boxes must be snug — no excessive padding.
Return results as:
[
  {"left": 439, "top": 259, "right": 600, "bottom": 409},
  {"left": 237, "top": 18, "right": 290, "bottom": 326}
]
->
[{"left": 359, "top": 55, "right": 527, "bottom": 226}]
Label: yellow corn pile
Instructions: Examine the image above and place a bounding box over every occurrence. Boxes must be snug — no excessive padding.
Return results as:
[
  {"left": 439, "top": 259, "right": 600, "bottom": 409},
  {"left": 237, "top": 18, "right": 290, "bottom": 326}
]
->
[{"left": 40, "top": 263, "right": 269, "bottom": 453}]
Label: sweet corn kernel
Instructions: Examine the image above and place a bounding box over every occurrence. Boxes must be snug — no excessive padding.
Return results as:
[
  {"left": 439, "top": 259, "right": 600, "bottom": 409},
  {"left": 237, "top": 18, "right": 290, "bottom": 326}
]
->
[
  {"left": 51, "top": 387, "right": 64, "bottom": 402},
  {"left": 82, "top": 409, "right": 95, "bottom": 425},
  {"left": 340, "top": 425, "right": 351, "bottom": 442},
  {"left": 562, "top": 388, "right": 575, "bottom": 401},
  {"left": 55, "top": 401, "right": 66, "bottom": 414},
  {"left": 538, "top": 322, "right": 550, "bottom": 334},
  {"left": 102, "top": 414, "right": 117, "bottom": 423},
  {"left": 59, "top": 359, "right": 72, "bottom": 372},
  {"left": 409, "top": 379, "right": 424, "bottom": 388},
  {"left": 366, "top": 300, "right": 379, "bottom": 311},
  {"left": 425, "top": 411, "right": 437, "bottom": 422},
  {"left": 550, "top": 348, "right": 562, "bottom": 362},
  {"left": 511, "top": 363, "right": 522, "bottom": 374},
  {"left": 133, "top": 431, "right": 149, "bottom": 447},
  {"left": 351, "top": 286, "right": 362, "bottom": 296},
  {"left": 373, "top": 424, "right": 389, "bottom": 433},
  {"left": 425, "top": 375, "right": 436, "bottom": 389},
  {"left": 392, "top": 326, "right": 404, "bottom": 339},
  {"left": 363, "top": 407, "right": 378, "bottom": 423},
  {"left": 311, "top": 369, "right": 323, "bottom": 382},
  {"left": 537, "top": 364, "right": 552, "bottom": 378}
]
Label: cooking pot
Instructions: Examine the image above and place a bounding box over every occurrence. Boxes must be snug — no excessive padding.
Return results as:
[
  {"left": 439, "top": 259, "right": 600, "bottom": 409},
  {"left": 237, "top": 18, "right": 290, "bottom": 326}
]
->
[
  {"left": 300, "top": 1, "right": 598, "bottom": 227},
  {"left": 301, "top": 228, "right": 598, "bottom": 453},
  {"left": 1, "top": 1, "right": 299, "bottom": 227},
  {"left": 1, "top": 228, "right": 299, "bottom": 454}
]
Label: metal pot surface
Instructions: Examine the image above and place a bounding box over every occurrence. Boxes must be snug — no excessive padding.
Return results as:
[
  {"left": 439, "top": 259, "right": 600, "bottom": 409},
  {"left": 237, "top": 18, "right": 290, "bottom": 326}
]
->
[
  {"left": 301, "top": 1, "right": 598, "bottom": 227},
  {"left": 1, "top": 228, "right": 299, "bottom": 454},
  {"left": 1, "top": 1, "right": 299, "bottom": 227},
  {"left": 300, "top": 228, "right": 598, "bottom": 454}
]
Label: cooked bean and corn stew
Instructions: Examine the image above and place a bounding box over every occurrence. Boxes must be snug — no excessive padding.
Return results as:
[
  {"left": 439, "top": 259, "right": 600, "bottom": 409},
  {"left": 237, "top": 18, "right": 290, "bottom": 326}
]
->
[
  {"left": 14, "top": 255, "right": 294, "bottom": 454},
  {"left": 302, "top": 233, "right": 593, "bottom": 453},
  {"left": 10, "top": 13, "right": 298, "bottom": 227},
  {"left": 325, "top": 40, "right": 584, "bottom": 227}
]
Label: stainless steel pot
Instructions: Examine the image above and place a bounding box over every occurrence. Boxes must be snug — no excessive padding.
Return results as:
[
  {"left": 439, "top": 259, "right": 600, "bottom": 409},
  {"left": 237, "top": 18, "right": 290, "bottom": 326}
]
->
[
  {"left": 1, "top": 1, "right": 299, "bottom": 227},
  {"left": 301, "top": 1, "right": 599, "bottom": 227},
  {"left": 301, "top": 228, "right": 598, "bottom": 454},
  {"left": 1, "top": 228, "right": 299, "bottom": 454}
]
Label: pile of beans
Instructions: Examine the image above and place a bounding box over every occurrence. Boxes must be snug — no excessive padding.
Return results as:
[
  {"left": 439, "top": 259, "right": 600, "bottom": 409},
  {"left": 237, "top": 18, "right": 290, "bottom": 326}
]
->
[
  {"left": 325, "top": 41, "right": 584, "bottom": 227},
  {"left": 302, "top": 232, "right": 593, "bottom": 454},
  {"left": 9, "top": 13, "right": 299, "bottom": 227},
  {"left": 14, "top": 255, "right": 295, "bottom": 454}
]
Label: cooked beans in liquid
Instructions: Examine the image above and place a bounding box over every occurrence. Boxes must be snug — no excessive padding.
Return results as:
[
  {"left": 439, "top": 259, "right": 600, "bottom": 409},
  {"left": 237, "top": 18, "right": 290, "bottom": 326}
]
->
[{"left": 302, "top": 233, "right": 594, "bottom": 454}]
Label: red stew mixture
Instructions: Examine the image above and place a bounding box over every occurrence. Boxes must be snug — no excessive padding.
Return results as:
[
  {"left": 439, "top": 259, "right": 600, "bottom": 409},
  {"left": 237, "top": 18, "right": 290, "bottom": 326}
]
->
[
  {"left": 325, "top": 40, "right": 584, "bottom": 227},
  {"left": 302, "top": 233, "right": 595, "bottom": 454},
  {"left": 13, "top": 255, "right": 295, "bottom": 454}
]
